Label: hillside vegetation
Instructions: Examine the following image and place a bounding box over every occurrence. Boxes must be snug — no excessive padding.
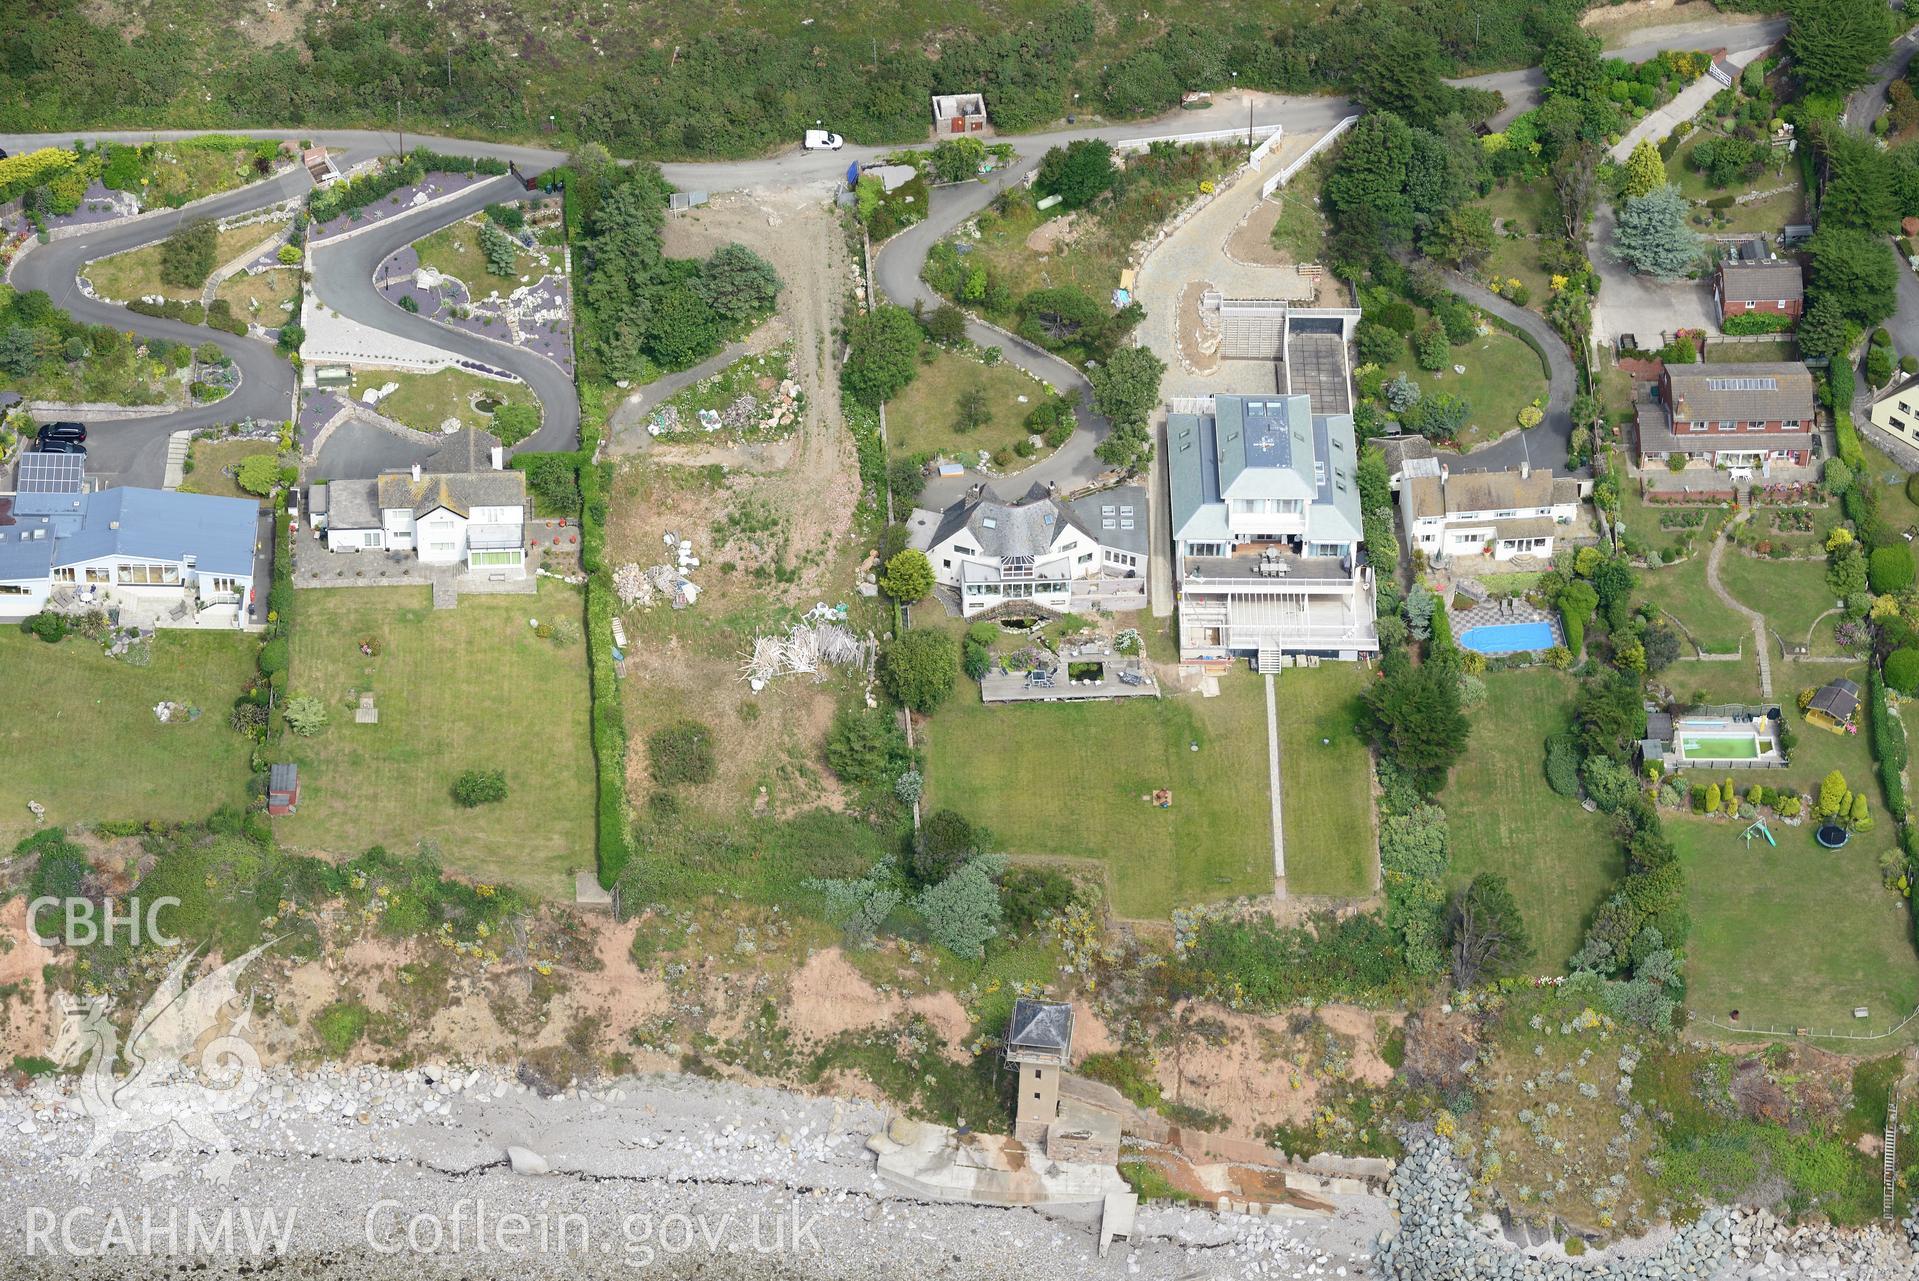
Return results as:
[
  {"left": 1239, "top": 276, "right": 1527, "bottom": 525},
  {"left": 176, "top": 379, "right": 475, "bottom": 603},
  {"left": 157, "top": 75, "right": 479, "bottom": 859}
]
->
[{"left": 13, "top": 0, "right": 1605, "bottom": 157}]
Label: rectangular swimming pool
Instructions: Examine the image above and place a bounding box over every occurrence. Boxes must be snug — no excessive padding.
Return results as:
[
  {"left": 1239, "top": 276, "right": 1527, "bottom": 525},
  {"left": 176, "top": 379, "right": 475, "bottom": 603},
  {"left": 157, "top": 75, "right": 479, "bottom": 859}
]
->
[
  {"left": 1680, "top": 734, "right": 1762, "bottom": 760},
  {"left": 1457, "top": 620, "right": 1556, "bottom": 654}
]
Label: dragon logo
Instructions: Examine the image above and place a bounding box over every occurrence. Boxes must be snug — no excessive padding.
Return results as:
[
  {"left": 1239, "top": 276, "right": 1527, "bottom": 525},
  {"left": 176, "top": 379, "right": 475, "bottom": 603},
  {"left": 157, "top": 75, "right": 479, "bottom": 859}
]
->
[{"left": 48, "top": 942, "right": 274, "bottom": 1186}]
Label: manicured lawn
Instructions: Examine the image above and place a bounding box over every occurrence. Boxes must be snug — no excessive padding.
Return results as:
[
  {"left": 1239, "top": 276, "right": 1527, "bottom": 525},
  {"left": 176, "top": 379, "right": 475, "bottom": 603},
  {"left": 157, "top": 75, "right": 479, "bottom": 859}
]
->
[
  {"left": 84, "top": 221, "right": 286, "bottom": 303},
  {"left": 180, "top": 438, "right": 277, "bottom": 503},
  {"left": 1702, "top": 338, "right": 1799, "bottom": 364},
  {"left": 1673, "top": 816, "right": 1918, "bottom": 1037},
  {"left": 923, "top": 675, "right": 1274, "bottom": 917},
  {"left": 1712, "top": 550, "right": 1838, "bottom": 651},
  {"left": 1638, "top": 554, "right": 1751, "bottom": 654},
  {"left": 412, "top": 216, "right": 543, "bottom": 299},
  {"left": 886, "top": 347, "right": 1056, "bottom": 469},
  {"left": 277, "top": 582, "right": 594, "bottom": 900},
  {"left": 1277, "top": 664, "right": 1375, "bottom": 898},
  {"left": 211, "top": 267, "right": 301, "bottom": 329},
  {"left": 1377, "top": 320, "right": 1546, "bottom": 451},
  {"left": 0, "top": 629, "right": 256, "bottom": 841},
  {"left": 1446, "top": 670, "right": 1625, "bottom": 970},
  {"left": 348, "top": 367, "right": 540, "bottom": 438}
]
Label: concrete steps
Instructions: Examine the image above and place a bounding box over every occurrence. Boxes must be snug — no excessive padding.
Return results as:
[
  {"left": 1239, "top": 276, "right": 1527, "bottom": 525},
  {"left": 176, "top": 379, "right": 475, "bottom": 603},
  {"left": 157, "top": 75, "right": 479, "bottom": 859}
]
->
[
  {"left": 432, "top": 578, "right": 459, "bottom": 610},
  {"left": 161, "top": 431, "right": 192, "bottom": 490}
]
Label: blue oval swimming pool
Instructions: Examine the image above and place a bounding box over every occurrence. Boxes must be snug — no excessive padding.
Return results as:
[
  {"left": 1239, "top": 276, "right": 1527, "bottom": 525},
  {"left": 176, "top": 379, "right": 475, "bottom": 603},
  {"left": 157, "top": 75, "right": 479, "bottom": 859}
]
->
[{"left": 1457, "top": 620, "right": 1556, "bottom": 654}]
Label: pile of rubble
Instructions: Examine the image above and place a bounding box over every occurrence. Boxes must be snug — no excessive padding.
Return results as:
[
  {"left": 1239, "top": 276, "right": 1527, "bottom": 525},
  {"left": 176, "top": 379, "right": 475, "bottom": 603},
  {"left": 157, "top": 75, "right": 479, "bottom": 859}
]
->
[{"left": 649, "top": 378, "right": 802, "bottom": 439}]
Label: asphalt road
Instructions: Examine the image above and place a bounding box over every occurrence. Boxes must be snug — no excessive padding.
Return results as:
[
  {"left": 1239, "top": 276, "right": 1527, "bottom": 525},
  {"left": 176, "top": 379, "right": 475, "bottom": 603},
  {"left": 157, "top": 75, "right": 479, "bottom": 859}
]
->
[
  {"left": 7, "top": 163, "right": 316, "bottom": 487},
  {"left": 306, "top": 171, "right": 580, "bottom": 453},
  {"left": 0, "top": 12, "right": 1795, "bottom": 489}
]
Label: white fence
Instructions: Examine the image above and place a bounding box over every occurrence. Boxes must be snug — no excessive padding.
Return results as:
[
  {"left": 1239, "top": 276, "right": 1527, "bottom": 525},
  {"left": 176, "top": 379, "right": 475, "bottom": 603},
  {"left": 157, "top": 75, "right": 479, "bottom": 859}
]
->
[
  {"left": 1113, "top": 124, "right": 1281, "bottom": 154},
  {"left": 1262, "top": 114, "right": 1359, "bottom": 199},
  {"left": 1249, "top": 126, "right": 1286, "bottom": 167}
]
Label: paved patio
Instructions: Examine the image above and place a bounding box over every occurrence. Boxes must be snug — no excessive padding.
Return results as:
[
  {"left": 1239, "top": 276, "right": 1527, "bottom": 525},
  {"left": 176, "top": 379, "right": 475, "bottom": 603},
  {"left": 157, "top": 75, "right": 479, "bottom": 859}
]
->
[{"left": 1448, "top": 595, "right": 1563, "bottom": 653}]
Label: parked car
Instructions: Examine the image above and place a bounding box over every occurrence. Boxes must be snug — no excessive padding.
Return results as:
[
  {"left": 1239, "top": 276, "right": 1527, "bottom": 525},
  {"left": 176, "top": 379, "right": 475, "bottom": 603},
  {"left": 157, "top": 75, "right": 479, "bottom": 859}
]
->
[
  {"left": 36, "top": 439, "right": 85, "bottom": 455},
  {"left": 802, "top": 129, "right": 844, "bottom": 152},
  {"left": 38, "top": 421, "right": 86, "bottom": 445}
]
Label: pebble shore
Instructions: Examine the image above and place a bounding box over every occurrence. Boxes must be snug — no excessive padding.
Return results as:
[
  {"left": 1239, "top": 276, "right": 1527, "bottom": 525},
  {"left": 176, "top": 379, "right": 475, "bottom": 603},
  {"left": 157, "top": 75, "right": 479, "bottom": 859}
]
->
[{"left": 0, "top": 1066, "right": 1912, "bottom": 1280}]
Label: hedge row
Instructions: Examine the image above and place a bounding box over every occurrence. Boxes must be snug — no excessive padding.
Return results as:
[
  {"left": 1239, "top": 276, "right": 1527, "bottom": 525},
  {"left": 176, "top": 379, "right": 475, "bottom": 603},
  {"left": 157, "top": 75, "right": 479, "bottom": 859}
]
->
[
  {"left": 573, "top": 386, "right": 631, "bottom": 888},
  {"left": 1869, "top": 667, "right": 1909, "bottom": 822}
]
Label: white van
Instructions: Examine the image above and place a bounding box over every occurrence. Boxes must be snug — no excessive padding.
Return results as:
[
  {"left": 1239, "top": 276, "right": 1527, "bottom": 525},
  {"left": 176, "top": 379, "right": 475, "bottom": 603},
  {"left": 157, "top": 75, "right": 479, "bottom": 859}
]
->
[{"left": 802, "top": 129, "right": 845, "bottom": 151}]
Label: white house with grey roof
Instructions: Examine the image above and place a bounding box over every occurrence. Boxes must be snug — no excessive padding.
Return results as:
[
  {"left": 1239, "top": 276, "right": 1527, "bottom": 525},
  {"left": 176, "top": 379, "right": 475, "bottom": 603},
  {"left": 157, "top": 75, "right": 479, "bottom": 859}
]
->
[
  {"left": 0, "top": 454, "right": 259, "bottom": 627},
  {"left": 1397, "top": 460, "right": 1584, "bottom": 564},
  {"left": 905, "top": 482, "right": 1149, "bottom": 618},
  {"left": 1167, "top": 393, "right": 1377, "bottom": 666},
  {"left": 316, "top": 458, "right": 528, "bottom": 577}
]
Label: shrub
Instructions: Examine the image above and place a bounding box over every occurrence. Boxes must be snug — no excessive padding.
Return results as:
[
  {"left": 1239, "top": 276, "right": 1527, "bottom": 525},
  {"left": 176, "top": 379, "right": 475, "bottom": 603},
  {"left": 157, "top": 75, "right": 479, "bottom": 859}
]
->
[
  {"left": 1544, "top": 733, "right": 1582, "bottom": 797},
  {"left": 451, "top": 768, "right": 508, "bottom": 807},
  {"left": 1870, "top": 546, "right": 1914, "bottom": 595},
  {"left": 646, "top": 719, "right": 716, "bottom": 786},
  {"left": 880, "top": 629, "right": 958, "bottom": 713},
  {"left": 257, "top": 637, "right": 288, "bottom": 677},
  {"left": 912, "top": 808, "right": 985, "bottom": 886},
  {"left": 281, "top": 694, "right": 328, "bottom": 736},
  {"left": 25, "top": 612, "right": 68, "bottom": 643},
  {"left": 1000, "top": 866, "right": 1083, "bottom": 934},
  {"left": 159, "top": 219, "right": 218, "bottom": 289},
  {"left": 1887, "top": 649, "right": 1919, "bottom": 695}
]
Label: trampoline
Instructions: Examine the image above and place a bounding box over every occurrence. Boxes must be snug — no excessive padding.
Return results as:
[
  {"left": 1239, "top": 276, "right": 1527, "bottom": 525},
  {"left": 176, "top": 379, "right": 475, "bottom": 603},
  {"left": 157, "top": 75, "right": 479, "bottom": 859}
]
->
[{"left": 1815, "top": 824, "right": 1851, "bottom": 849}]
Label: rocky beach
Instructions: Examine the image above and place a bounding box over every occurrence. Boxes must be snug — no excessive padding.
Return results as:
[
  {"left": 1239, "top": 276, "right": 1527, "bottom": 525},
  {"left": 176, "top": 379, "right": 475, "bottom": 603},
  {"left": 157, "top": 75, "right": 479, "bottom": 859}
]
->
[{"left": 0, "top": 1066, "right": 1913, "bottom": 1280}]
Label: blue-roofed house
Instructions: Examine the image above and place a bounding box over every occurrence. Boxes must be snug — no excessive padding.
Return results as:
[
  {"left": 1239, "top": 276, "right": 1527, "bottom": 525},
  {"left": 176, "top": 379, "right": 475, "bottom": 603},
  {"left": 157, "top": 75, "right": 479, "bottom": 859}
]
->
[
  {"left": 1166, "top": 393, "right": 1378, "bottom": 667},
  {"left": 0, "top": 458, "right": 260, "bottom": 627}
]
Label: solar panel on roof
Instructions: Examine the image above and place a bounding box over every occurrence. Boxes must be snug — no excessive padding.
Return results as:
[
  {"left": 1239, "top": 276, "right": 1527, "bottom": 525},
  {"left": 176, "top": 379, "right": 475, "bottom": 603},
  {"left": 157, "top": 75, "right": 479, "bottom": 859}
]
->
[
  {"left": 1703, "top": 376, "right": 1778, "bottom": 392},
  {"left": 16, "top": 453, "right": 85, "bottom": 494}
]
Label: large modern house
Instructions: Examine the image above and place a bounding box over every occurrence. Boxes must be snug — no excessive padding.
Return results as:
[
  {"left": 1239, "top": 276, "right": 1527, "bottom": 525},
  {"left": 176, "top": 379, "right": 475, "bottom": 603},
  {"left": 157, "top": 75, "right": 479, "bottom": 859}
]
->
[
  {"left": 1633, "top": 361, "right": 1818, "bottom": 473},
  {"left": 313, "top": 434, "right": 528, "bottom": 577},
  {"left": 1397, "top": 460, "right": 1583, "bottom": 565},
  {"left": 905, "top": 482, "right": 1149, "bottom": 617},
  {"left": 0, "top": 454, "right": 259, "bottom": 627},
  {"left": 1166, "top": 393, "right": 1377, "bottom": 666}
]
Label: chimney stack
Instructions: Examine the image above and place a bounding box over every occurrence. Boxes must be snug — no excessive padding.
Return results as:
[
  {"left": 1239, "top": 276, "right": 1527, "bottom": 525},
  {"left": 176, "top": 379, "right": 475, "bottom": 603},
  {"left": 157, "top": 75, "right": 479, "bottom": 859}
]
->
[
  {"left": 411, "top": 463, "right": 422, "bottom": 483},
  {"left": 1519, "top": 460, "right": 1531, "bottom": 480},
  {"left": 490, "top": 445, "right": 505, "bottom": 471}
]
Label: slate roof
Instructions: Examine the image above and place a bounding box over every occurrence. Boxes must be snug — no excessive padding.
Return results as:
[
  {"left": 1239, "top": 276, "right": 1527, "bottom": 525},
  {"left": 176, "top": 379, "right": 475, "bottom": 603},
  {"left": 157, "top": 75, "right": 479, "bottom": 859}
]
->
[
  {"left": 424, "top": 427, "right": 504, "bottom": 474},
  {"left": 1066, "top": 485, "right": 1149, "bottom": 556},
  {"left": 1719, "top": 259, "right": 1803, "bottom": 304},
  {"left": 56, "top": 487, "right": 258, "bottom": 577},
  {"left": 1006, "top": 998, "right": 1074, "bottom": 1057},
  {"left": 1635, "top": 393, "right": 1815, "bottom": 455},
  {"left": 1665, "top": 362, "right": 1817, "bottom": 425},
  {"left": 926, "top": 482, "right": 1091, "bottom": 559}
]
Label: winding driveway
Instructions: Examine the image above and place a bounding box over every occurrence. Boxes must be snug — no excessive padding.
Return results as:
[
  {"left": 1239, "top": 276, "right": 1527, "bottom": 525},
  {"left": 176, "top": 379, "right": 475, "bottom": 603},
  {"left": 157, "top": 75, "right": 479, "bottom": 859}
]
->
[
  {"left": 1433, "top": 271, "right": 1580, "bottom": 475},
  {"left": 0, "top": 14, "right": 1793, "bottom": 489}
]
